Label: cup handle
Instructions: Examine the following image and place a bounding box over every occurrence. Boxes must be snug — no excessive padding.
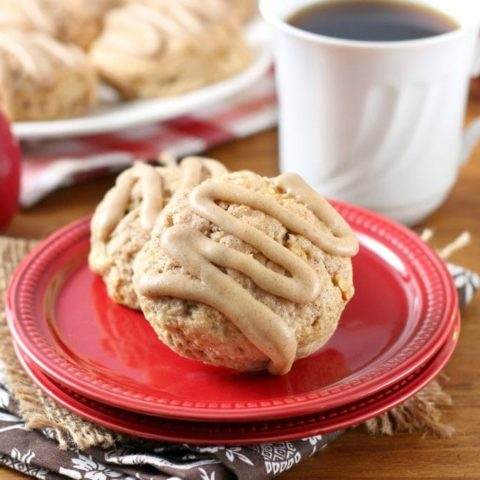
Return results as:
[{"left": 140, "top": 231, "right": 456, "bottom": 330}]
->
[
  {"left": 461, "top": 36, "right": 480, "bottom": 164},
  {"left": 462, "top": 116, "right": 480, "bottom": 164}
]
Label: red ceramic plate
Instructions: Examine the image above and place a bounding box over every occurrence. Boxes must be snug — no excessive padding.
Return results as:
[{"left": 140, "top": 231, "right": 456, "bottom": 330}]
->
[
  {"left": 13, "top": 314, "right": 459, "bottom": 445},
  {"left": 7, "top": 203, "right": 457, "bottom": 421}
]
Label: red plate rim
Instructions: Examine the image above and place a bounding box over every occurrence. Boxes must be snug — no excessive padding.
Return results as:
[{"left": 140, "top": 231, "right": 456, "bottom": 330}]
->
[
  {"left": 6, "top": 202, "right": 458, "bottom": 421},
  {"left": 13, "top": 313, "right": 460, "bottom": 445}
]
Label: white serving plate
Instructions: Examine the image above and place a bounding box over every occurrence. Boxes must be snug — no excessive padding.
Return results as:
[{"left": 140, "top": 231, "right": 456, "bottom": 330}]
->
[{"left": 13, "top": 20, "right": 272, "bottom": 140}]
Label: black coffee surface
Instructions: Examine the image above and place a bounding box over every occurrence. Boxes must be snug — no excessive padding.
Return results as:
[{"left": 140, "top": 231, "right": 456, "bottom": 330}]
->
[{"left": 288, "top": 1, "right": 458, "bottom": 42}]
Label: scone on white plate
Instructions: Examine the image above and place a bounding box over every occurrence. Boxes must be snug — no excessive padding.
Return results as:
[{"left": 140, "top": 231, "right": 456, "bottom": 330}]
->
[
  {"left": 0, "top": 0, "right": 121, "bottom": 49},
  {"left": 90, "top": 0, "right": 251, "bottom": 99},
  {"left": 0, "top": 30, "right": 97, "bottom": 121}
]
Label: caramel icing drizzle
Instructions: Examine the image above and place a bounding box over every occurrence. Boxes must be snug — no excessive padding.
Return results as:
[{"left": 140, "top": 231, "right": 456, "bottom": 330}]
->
[
  {"left": 137, "top": 173, "right": 358, "bottom": 375},
  {"left": 93, "top": 162, "right": 163, "bottom": 242},
  {"left": 93, "top": 157, "right": 228, "bottom": 242},
  {"left": 179, "top": 156, "right": 229, "bottom": 189}
]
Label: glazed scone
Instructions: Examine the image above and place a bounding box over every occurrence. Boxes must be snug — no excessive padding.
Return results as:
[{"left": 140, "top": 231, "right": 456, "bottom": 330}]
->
[
  {"left": 89, "top": 157, "right": 228, "bottom": 310},
  {"left": 90, "top": 0, "right": 251, "bottom": 99},
  {"left": 134, "top": 171, "right": 359, "bottom": 375},
  {"left": 0, "top": 30, "right": 97, "bottom": 121},
  {"left": 0, "top": 0, "right": 120, "bottom": 49}
]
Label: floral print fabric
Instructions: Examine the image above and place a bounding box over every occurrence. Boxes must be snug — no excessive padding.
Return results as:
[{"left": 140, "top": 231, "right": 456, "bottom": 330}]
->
[{"left": 0, "top": 263, "right": 477, "bottom": 480}]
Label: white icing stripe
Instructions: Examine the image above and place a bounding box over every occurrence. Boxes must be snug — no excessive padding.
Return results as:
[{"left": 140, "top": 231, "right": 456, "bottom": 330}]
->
[
  {"left": 0, "top": 31, "right": 88, "bottom": 85},
  {"left": 19, "top": 0, "right": 54, "bottom": 33},
  {"left": 96, "top": 0, "right": 232, "bottom": 57}
]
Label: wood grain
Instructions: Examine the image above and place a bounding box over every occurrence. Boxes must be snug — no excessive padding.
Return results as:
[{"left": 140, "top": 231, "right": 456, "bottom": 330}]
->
[{"left": 2, "top": 96, "right": 480, "bottom": 480}]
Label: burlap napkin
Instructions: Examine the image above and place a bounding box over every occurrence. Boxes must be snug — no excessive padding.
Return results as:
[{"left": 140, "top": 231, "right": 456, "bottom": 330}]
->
[{"left": 0, "top": 236, "right": 478, "bottom": 480}]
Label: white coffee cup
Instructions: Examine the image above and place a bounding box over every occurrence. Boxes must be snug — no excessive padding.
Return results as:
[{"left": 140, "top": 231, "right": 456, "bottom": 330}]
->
[{"left": 260, "top": 0, "right": 480, "bottom": 224}]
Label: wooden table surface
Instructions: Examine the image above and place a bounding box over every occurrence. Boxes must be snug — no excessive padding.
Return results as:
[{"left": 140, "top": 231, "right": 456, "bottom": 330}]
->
[{"left": 3, "top": 95, "right": 480, "bottom": 480}]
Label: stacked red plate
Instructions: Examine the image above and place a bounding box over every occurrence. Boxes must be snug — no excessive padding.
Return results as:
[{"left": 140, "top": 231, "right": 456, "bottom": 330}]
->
[{"left": 6, "top": 202, "right": 459, "bottom": 445}]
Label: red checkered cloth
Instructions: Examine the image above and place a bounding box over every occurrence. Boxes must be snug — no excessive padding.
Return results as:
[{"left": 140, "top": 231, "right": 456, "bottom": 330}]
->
[{"left": 20, "top": 73, "right": 277, "bottom": 208}]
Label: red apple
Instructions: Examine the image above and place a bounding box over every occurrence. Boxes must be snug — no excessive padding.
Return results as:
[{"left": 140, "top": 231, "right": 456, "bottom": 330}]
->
[{"left": 0, "top": 112, "right": 20, "bottom": 231}]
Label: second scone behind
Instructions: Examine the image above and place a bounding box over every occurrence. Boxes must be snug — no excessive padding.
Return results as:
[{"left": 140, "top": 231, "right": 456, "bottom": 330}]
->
[
  {"left": 89, "top": 157, "right": 228, "bottom": 310},
  {"left": 133, "top": 170, "right": 359, "bottom": 375}
]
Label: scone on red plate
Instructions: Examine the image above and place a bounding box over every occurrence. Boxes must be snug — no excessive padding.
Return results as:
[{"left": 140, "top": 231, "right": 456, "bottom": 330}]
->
[
  {"left": 0, "top": 30, "right": 97, "bottom": 121},
  {"left": 0, "top": 0, "right": 120, "bottom": 49},
  {"left": 89, "top": 157, "right": 228, "bottom": 310},
  {"left": 90, "top": 0, "right": 251, "bottom": 99},
  {"left": 133, "top": 171, "right": 359, "bottom": 375}
]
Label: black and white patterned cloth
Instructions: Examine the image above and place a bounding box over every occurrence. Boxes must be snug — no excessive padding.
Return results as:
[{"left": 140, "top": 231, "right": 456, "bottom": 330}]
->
[
  {"left": 447, "top": 263, "right": 480, "bottom": 308},
  {"left": 0, "top": 379, "right": 341, "bottom": 480},
  {"left": 0, "top": 264, "right": 477, "bottom": 480}
]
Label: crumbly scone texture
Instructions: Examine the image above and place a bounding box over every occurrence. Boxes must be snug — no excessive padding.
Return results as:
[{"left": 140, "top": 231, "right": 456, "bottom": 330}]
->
[
  {"left": 89, "top": 166, "right": 182, "bottom": 310},
  {"left": 89, "top": 1, "right": 251, "bottom": 99},
  {"left": 0, "top": 31, "right": 97, "bottom": 121},
  {"left": 133, "top": 171, "right": 355, "bottom": 372},
  {"left": 0, "top": 0, "right": 121, "bottom": 49}
]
